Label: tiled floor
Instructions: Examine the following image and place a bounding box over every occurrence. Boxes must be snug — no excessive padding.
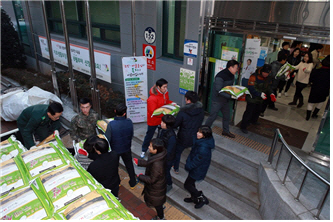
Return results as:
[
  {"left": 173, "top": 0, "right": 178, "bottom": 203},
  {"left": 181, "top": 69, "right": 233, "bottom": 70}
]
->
[{"left": 234, "top": 83, "right": 327, "bottom": 152}]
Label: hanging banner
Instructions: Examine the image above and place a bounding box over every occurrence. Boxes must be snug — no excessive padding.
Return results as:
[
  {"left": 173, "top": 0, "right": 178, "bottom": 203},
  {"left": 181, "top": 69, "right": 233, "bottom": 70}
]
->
[
  {"left": 221, "top": 46, "right": 239, "bottom": 61},
  {"left": 122, "top": 57, "right": 148, "bottom": 123},
  {"left": 38, "top": 36, "right": 111, "bottom": 83},
  {"left": 179, "top": 68, "right": 195, "bottom": 95},
  {"left": 241, "top": 39, "right": 261, "bottom": 80},
  {"left": 143, "top": 44, "right": 156, "bottom": 70},
  {"left": 184, "top": 39, "right": 198, "bottom": 58},
  {"left": 214, "top": 59, "right": 228, "bottom": 77}
]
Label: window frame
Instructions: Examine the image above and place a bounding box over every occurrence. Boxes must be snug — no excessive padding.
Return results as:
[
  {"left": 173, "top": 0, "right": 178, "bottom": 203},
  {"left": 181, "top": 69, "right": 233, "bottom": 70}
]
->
[
  {"left": 162, "top": 1, "right": 186, "bottom": 60},
  {"left": 45, "top": 1, "right": 120, "bottom": 46}
]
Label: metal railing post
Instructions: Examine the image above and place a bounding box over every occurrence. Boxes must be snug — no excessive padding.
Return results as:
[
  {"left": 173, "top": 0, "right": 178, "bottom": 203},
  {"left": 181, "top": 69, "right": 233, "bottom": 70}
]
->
[
  {"left": 268, "top": 129, "right": 279, "bottom": 164},
  {"left": 282, "top": 156, "right": 293, "bottom": 185},
  {"left": 25, "top": 1, "right": 40, "bottom": 73},
  {"left": 59, "top": 0, "right": 78, "bottom": 113},
  {"left": 274, "top": 143, "right": 284, "bottom": 172},
  {"left": 131, "top": 0, "right": 136, "bottom": 56},
  {"left": 41, "top": 0, "right": 60, "bottom": 98},
  {"left": 85, "top": 0, "right": 101, "bottom": 119},
  {"left": 295, "top": 170, "right": 308, "bottom": 201},
  {"left": 315, "top": 186, "right": 330, "bottom": 219}
]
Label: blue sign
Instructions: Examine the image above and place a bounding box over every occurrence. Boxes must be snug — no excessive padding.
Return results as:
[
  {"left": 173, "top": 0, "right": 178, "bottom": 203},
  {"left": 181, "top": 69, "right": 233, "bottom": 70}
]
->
[
  {"left": 184, "top": 39, "right": 198, "bottom": 58},
  {"left": 179, "top": 88, "right": 188, "bottom": 95}
]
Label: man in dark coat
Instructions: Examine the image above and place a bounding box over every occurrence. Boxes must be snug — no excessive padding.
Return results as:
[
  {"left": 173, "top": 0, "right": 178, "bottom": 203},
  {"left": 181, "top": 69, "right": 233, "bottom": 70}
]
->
[
  {"left": 17, "top": 102, "right": 63, "bottom": 149},
  {"left": 306, "top": 55, "right": 330, "bottom": 120},
  {"left": 87, "top": 137, "right": 120, "bottom": 197},
  {"left": 172, "top": 91, "right": 204, "bottom": 174},
  {"left": 105, "top": 103, "right": 138, "bottom": 189},
  {"left": 261, "top": 53, "right": 287, "bottom": 113},
  {"left": 205, "top": 60, "right": 239, "bottom": 138},
  {"left": 240, "top": 64, "right": 274, "bottom": 134},
  {"left": 135, "top": 138, "right": 167, "bottom": 220}
]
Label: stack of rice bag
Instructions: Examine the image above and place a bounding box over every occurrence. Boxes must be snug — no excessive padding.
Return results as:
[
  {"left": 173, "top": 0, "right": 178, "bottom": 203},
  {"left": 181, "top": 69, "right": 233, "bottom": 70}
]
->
[{"left": 0, "top": 135, "right": 138, "bottom": 220}]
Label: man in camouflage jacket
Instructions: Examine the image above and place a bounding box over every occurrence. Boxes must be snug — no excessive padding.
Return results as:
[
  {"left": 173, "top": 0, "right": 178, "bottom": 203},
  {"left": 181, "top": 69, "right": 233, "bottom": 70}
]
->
[{"left": 70, "top": 98, "right": 98, "bottom": 141}]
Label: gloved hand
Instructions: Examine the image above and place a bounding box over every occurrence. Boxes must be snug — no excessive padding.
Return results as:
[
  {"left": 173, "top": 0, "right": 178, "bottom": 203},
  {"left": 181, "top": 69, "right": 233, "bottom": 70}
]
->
[
  {"left": 291, "top": 74, "right": 295, "bottom": 78},
  {"left": 270, "top": 94, "right": 277, "bottom": 102},
  {"left": 231, "top": 95, "right": 237, "bottom": 99},
  {"left": 137, "top": 173, "right": 143, "bottom": 177},
  {"left": 133, "top": 158, "right": 138, "bottom": 166},
  {"left": 78, "top": 148, "right": 88, "bottom": 156},
  {"left": 261, "top": 92, "right": 267, "bottom": 100},
  {"left": 171, "top": 102, "right": 177, "bottom": 106},
  {"left": 285, "top": 74, "right": 290, "bottom": 80}
]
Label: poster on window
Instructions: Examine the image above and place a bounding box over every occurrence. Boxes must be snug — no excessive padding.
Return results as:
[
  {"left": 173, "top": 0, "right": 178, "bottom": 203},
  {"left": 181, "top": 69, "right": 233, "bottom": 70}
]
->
[
  {"left": 221, "top": 46, "right": 239, "bottom": 61},
  {"left": 241, "top": 39, "right": 261, "bottom": 80},
  {"left": 214, "top": 59, "right": 228, "bottom": 77},
  {"left": 38, "top": 36, "right": 111, "bottom": 83},
  {"left": 179, "top": 68, "right": 195, "bottom": 95},
  {"left": 122, "top": 57, "right": 148, "bottom": 123}
]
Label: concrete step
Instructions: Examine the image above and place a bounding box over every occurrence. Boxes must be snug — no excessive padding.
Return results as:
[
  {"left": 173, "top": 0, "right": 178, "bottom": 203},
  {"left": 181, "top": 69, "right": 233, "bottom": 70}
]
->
[
  {"left": 130, "top": 139, "right": 262, "bottom": 220},
  {"left": 178, "top": 150, "right": 260, "bottom": 209}
]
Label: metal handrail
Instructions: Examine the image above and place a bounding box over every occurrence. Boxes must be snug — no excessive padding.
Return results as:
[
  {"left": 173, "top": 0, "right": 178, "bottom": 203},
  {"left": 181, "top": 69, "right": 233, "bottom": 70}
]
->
[{"left": 268, "top": 129, "right": 330, "bottom": 220}]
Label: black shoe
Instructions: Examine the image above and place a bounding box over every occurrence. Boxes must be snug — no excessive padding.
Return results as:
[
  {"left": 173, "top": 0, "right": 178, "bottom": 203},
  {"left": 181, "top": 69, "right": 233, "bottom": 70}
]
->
[
  {"left": 151, "top": 216, "right": 165, "bottom": 220},
  {"left": 194, "top": 191, "right": 209, "bottom": 209},
  {"left": 222, "top": 131, "right": 235, "bottom": 138},
  {"left": 184, "top": 196, "right": 197, "bottom": 203},
  {"left": 268, "top": 106, "right": 278, "bottom": 111},
  {"left": 241, "top": 128, "right": 248, "bottom": 134},
  {"left": 297, "top": 103, "right": 304, "bottom": 108},
  {"left": 288, "top": 102, "right": 297, "bottom": 105}
]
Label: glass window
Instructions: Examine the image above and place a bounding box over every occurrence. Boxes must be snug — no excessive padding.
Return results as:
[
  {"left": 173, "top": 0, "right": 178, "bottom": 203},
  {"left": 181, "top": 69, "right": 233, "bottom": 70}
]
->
[
  {"left": 163, "top": 1, "right": 186, "bottom": 60},
  {"left": 12, "top": 0, "right": 31, "bottom": 56},
  {"left": 46, "top": 0, "right": 120, "bottom": 46}
]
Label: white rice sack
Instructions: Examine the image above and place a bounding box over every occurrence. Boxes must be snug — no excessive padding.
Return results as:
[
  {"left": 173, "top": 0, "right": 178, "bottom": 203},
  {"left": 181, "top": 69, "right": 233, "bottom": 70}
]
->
[
  {"left": 19, "top": 145, "right": 68, "bottom": 179},
  {"left": 152, "top": 104, "right": 180, "bottom": 117},
  {"left": 0, "top": 158, "right": 28, "bottom": 198},
  {"left": 96, "top": 118, "right": 114, "bottom": 132},
  {"left": 0, "top": 135, "right": 26, "bottom": 163},
  {"left": 63, "top": 191, "right": 137, "bottom": 220},
  {"left": 38, "top": 165, "right": 94, "bottom": 212},
  {"left": 220, "top": 85, "right": 251, "bottom": 99},
  {"left": 0, "top": 186, "right": 49, "bottom": 220}
]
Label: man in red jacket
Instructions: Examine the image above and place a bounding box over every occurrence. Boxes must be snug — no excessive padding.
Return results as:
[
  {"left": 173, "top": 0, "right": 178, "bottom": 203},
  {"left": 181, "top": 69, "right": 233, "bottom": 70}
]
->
[{"left": 141, "top": 78, "right": 173, "bottom": 158}]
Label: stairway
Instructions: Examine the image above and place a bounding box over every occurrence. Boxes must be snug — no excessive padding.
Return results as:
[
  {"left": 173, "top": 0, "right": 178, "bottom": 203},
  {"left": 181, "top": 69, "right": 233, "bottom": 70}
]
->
[{"left": 120, "top": 126, "right": 263, "bottom": 220}]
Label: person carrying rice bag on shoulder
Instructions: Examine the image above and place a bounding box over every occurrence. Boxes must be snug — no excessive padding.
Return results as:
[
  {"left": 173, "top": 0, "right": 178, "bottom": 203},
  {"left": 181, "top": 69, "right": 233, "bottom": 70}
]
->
[{"left": 141, "top": 78, "right": 174, "bottom": 159}]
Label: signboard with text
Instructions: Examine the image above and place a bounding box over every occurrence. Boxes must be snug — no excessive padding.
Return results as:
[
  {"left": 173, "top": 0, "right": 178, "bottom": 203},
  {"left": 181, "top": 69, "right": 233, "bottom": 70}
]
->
[
  {"left": 179, "top": 68, "right": 195, "bottom": 95},
  {"left": 122, "top": 57, "right": 148, "bottom": 123},
  {"left": 241, "top": 39, "right": 261, "bottom": 80},
  {"left": 184, "top": 39, "right": 198, "bottom": 58},
  {"left": 38, "top": 36, "right": 111, "bottom": 83},
  {"left": 143, "top": 44, "right": 156, "bottom": 70},
  {"left": 221, "top": 46, "right": 239, "bottom": 61}
]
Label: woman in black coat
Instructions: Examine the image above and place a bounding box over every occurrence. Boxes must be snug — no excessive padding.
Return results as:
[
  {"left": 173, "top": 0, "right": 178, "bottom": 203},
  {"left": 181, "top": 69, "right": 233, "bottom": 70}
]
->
[
  {"left": 306, "top": 55, "right": 330, "bottom": 120},
  {"left": 136, "top": 138, "right": 167, "bottom": 220},
  {"left": 184, "top": 125, "right": 215, "bottom": 209},
  {"left": 282, "top": 48, "right": 302, "bottom": 96}
]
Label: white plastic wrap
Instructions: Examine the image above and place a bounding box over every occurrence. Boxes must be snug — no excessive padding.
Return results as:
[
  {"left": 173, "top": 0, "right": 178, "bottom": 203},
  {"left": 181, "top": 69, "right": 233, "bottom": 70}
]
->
[{"left": 1, "top": 86, "right": 62, "bottom": 121}]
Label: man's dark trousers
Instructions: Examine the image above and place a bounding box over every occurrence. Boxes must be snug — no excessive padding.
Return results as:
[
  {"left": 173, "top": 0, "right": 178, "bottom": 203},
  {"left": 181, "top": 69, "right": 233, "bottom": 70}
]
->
[
  {"left": 118, "top": 150, "right": 137, "bottom": 187},
  {"left": 241, "top": 102, "right": 262, "bottom": 129},
  {"left": 205, "top": 98, "right": 230, "bottom": 133}
]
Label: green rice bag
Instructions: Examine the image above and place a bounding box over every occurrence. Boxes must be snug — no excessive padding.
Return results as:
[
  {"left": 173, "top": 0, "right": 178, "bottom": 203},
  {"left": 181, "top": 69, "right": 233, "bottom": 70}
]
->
[
  {"left": 220, "top": 85, "right": 251, "bottom": 99},
  {"left": 0, "top": 135, "right": 26, "bottom": 163},
  {"left": 36, "top": 165, "right": 94, "bottom": 212},
  {"left": 0, "top": 184, "right": 52, "bottom": 220},
  {"left": 0, "top": 157, "right": 29, "bottom": 199},
  {"left": 276, "top": 62, "right": 295, "bottom": 77},
  {"left": 96, "top": 118, "right": 114, "bottom": 132},
  {"left": 152, "top": 103, "right": 180, "bottom": 117},
  {"left": 63, "top": 191, "right": 137, "bottom": 220},
  {"left": 18, "top": 144, "right": 68, "bottom": 180}
]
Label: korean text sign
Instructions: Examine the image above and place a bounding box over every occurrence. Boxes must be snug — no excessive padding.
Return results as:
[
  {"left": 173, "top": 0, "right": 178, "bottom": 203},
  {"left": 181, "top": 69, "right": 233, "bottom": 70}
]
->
[
  {"left": 38, "top": 36, "right": 111, "bottom": 83},
  {"left": 122, "top": 57, "right": 148, "bottom": 123}
]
